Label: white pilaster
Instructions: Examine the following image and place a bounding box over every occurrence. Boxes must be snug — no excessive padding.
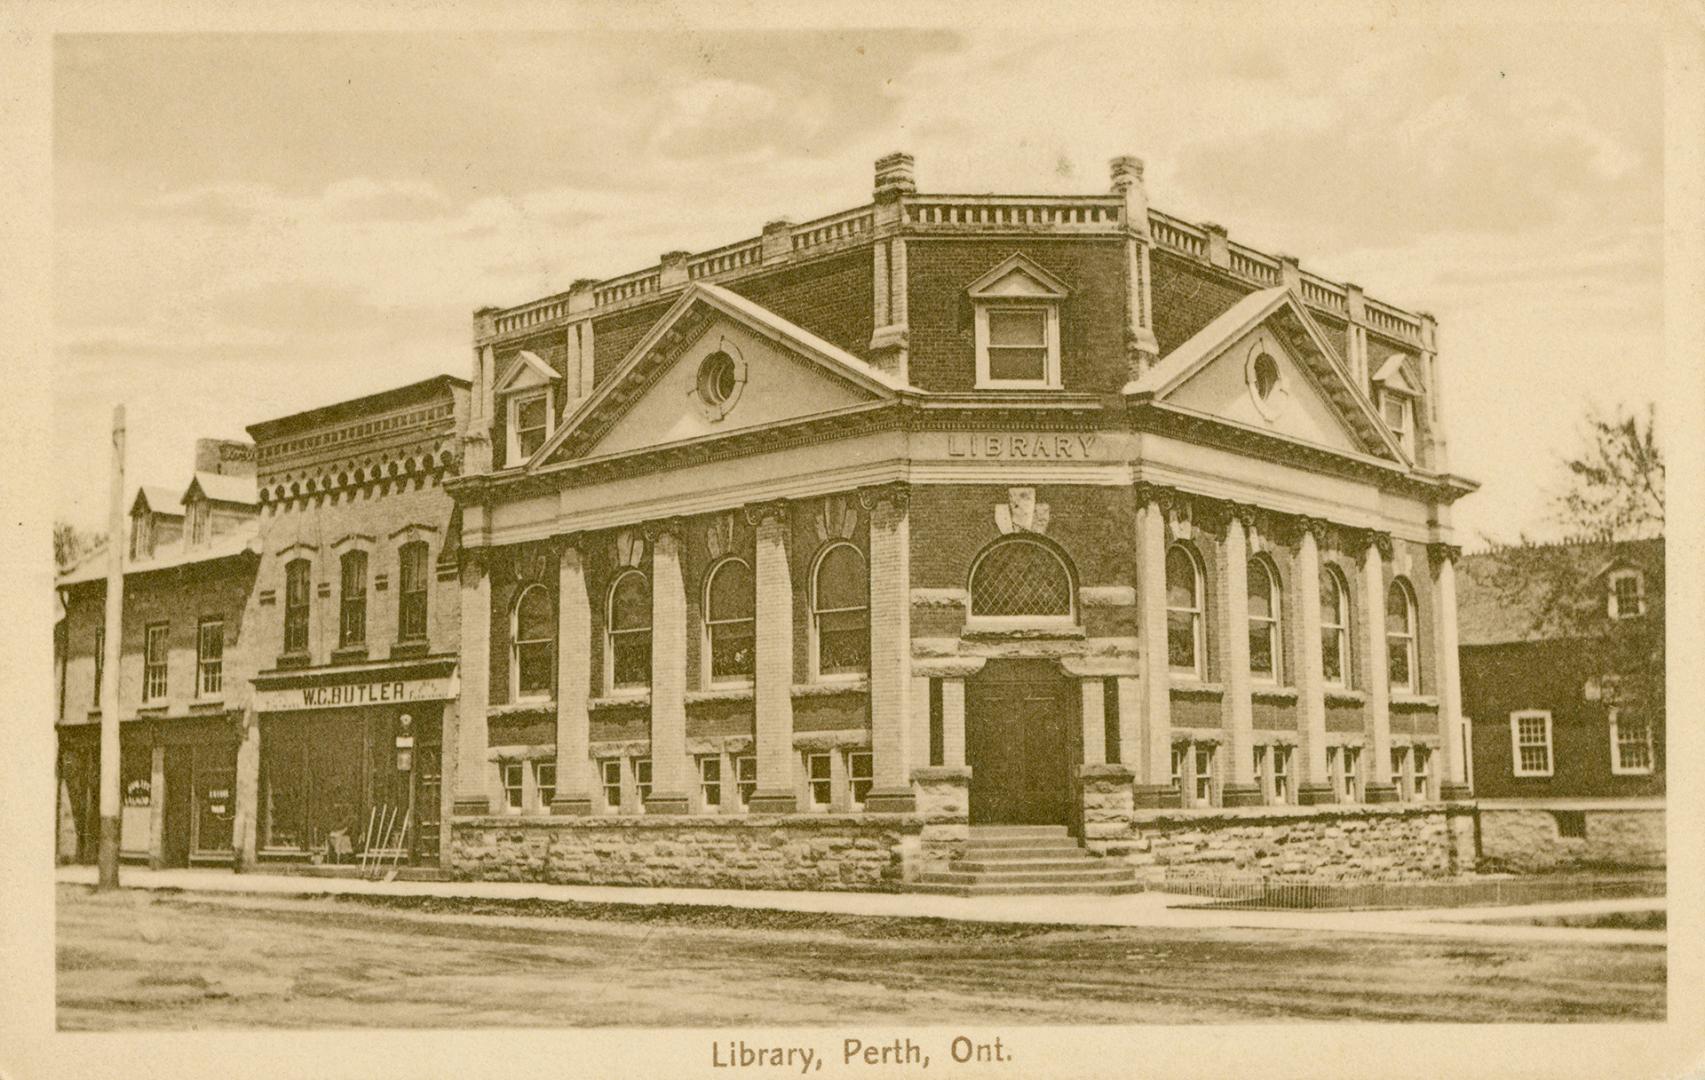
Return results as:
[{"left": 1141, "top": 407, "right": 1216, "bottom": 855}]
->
[
  {"left": 553, "top": 540, "right": 593, "bottom": 812},
  {"left": 750, "top": 504, "right": 797, "bottom": 813},
  {"left": 1136, "top": 489, "right": 1177, "bottom": 805},
  {"left": 1081, "top": 678, "right": 1106, "bottom": 766},
  {"left": 452, "top": 552, "right": 492, "bottom": 814},
  {"left": 863, "top": 485, "right": 915, "bottom": 810},
  {"left": 1220, "top": 511, "right": 1259, "bottom": 802},
  {"left": 1360, "top": 536, "right": 1396, "bottom": 799},
  {"left": 1431, "top": 544, "right": 1470, "bottom": 797},
  {"left": 646, "top": 527, "right": 690, "bottom": 812},
  {"left": 1294, "top": 523, "right": 1333, "bottom": 803}
]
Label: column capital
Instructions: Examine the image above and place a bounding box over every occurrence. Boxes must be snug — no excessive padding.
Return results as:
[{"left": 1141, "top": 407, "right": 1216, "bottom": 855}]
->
[
  {"left": 1345, "top": 527, "right": 1394, "bottom": 559},
  {"left": 1132, "top": 481, "right": 1176, "bottom": 512},
  {"left": 460, "top": 546, "right": 491, "bottom": 578},
  {"left": 856, "top": 480, "right": 910, "bottom": 512},
  {"left": 741, "top": 497, "right": 791, "bottom": 528},
  {"left": 641, "top": 516, "right": 687, "bottom": 547},
  {"left": 1427, "top": 541, "right": 1463, "bottom": 567},
  {"left": 1192, "top": 496, "right": 1234, "bottom": 536},
  {"left": 546, "top": 531, "right": 584, "bottom": 559}
]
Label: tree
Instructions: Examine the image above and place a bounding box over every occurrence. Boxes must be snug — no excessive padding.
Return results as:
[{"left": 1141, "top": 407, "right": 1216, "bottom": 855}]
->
[
  {"left": 1551, "top": 402, "right": 1663, "bottom": 542},
  {"left": 1479, "top": 402, "right": 1664, "bottom": 722},
  {"left": 54, "top": 522, "right": 104, "bottom": 571}
]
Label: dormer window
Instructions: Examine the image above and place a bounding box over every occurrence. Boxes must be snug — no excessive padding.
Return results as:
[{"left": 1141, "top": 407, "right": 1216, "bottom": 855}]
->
[
  {"left": 187, "top": 499, "right": 211, "bottom": 547},
  {"left": 1608, "top": 568, "right": 1645, "bottom": 619},
  {"left": 130, "top": 512, "right": 153, "bottom": 561},
  {"left": 494, "top": 350, "right": 561, "bottom": 466},
  {"left": 967, "top": 253, "right": 1068, "bottom": 390},
  {"left": 1372, "top": 354, "right": 1421, "bottom": 456}
]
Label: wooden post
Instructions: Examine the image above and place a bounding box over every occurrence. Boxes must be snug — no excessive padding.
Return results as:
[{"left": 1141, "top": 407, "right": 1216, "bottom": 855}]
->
[{"left": 97, "top": 405, "right": 125, "bottom": 889}]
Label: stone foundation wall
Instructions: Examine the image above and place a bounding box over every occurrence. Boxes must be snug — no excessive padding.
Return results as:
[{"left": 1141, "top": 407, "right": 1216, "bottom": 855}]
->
[
  {"left": 1091, "top": 804, "right": 1475, "bottom": 883},
  {"left": 451, "top": 814, "right": 919, "bottom": 891},
  {"left": 1477, "top": 806, "right": 1665, "bottom": 871}
]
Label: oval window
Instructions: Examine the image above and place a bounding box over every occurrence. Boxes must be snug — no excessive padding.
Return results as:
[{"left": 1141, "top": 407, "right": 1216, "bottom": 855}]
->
[
  {"left": 698, "top": 351, "right": 738, "bottom": 407},
  {"left": 1253, "top": 353, "right": 1279, "bottom": 400}
]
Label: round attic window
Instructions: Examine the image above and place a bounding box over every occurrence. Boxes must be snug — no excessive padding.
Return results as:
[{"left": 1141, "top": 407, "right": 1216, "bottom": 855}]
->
[
  {"left": 693, "top": 347, "right": 746, "bottom": 420},
  {"left": 1253, "top": 354, "right": 1279, "bottom": 400}
]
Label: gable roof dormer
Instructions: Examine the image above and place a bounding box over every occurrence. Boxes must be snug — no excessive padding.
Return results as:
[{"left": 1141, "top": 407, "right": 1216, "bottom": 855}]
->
[
  {"left": 494, "top": 350, "right": 561, "bottom": 395},
  {"left": 1372, "top": 354, "right": 1422, "bottom": 396}
]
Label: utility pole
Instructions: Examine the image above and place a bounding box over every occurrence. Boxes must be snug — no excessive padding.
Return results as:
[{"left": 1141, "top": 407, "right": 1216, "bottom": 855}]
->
[{"left": 97, "top": 404, "right": 125, "bottom": 890}]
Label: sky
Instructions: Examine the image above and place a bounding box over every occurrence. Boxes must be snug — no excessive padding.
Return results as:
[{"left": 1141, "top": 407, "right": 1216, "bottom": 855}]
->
[{"left": 51, "top": 22, "right": 1665, "bottom": 547}]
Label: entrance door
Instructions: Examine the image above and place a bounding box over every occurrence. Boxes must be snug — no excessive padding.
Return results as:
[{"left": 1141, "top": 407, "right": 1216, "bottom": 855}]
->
[
  {"left": 965, "top": 659, "right": 1078, "bottom": 826},
  {"left": 161, "top": 746, "right": 193, "bottom": 868}
]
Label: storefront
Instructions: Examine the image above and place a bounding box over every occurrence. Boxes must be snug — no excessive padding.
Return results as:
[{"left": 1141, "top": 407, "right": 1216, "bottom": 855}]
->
[{"left": 253, "top": 660, "right": 453, "bottom": 867}]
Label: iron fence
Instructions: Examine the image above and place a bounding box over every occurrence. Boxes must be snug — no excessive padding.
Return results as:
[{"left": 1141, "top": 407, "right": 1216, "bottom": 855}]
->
[{"left": 1160, "top": 869, "right": 1665, "bottom": 911}]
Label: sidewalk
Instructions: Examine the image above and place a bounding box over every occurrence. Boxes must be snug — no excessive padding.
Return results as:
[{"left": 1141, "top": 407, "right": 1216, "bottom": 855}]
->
[{"left": 55, "top": 865, "right": 1666, "bottom": 946}]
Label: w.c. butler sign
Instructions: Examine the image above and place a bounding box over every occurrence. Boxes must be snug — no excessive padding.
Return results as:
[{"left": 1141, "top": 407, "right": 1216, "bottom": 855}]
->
[{"left": 255, "top": 676, "right": 456, "bottom": 713}]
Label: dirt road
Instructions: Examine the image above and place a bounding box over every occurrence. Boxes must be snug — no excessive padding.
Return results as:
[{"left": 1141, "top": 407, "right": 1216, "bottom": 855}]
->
[{"left": 56, "top": 884, "right": 1664, "bottom": 1029}]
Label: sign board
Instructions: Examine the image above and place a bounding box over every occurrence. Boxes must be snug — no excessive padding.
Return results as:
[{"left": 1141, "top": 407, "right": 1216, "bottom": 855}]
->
[
  {"left": 395, "top": 735, "right": 415, "bottom": 749},
  {"left": 255, "top": 675, "right": 456, "bottom": 713},
  {"left": 934, "top": 432, "right": 1107, "bottom": 461}
]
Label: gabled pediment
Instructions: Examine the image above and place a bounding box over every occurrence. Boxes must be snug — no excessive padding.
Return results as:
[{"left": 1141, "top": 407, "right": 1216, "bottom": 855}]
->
[
  {"left": 967, "top": 253, "right": 1070, "bottom": 300},
  {"left": 531, "top": 284, "right": 907, "bottom": 468},
  {"left": 1126, "top": 286, "right": 1408, "bottom": 464},
  {"left": 494, "top": 350, "right": 560, "bottom": 394}
]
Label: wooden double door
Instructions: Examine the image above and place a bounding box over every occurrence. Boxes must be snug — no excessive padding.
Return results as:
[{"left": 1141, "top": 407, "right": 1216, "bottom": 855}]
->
[{"left": 965, "top": 659, "right": 1080, "bottom": 827}]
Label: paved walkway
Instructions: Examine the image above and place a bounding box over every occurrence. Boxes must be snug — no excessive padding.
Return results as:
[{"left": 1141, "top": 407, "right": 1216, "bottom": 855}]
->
[{"left": 55, "top": 866, "right": 1666, "bottom": 946}]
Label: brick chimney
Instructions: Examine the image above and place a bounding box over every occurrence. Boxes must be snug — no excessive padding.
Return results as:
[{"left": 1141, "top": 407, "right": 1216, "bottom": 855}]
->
[{"left": 874, "top": 152, "right": 916, "bottom": 201}]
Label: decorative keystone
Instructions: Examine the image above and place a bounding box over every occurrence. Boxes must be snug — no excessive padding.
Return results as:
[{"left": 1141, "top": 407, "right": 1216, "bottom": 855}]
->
[{"left": 874, "top": 151, "right": 916, "bottom": 200}]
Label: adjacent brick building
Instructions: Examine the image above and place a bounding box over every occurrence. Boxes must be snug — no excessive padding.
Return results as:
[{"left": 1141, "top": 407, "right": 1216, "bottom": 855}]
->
[
  {"left": 1459, "top": 538, "right": 1665, "bottom": 869},
  {"left": 444, "top": 153, "right": 1481, "bottom": 890}
]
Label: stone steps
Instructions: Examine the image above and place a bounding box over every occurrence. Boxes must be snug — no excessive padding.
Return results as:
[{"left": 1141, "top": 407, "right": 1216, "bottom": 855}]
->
[{"left": 905, "top": 824, "right": 1142, "bottom": 897}]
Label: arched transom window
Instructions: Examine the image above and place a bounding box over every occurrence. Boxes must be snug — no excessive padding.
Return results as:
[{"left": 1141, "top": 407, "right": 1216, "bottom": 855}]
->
[
  {"left": 607, "top": 569, "right": 651, "bottom": 692},
  {"left": 968, "top": 536, "right": 1075, "bottom": 620},
  {"left": 812, "top": 543, "right": 869, "bottom": 677},
  {"left": 512, "top": 583, "right": 554, "bottom": 701},
  {"left": 1320, "top": 565, "right": 1350, "bottom": 687},
  {"left": 1386, "top": 578, "right": 1418, "bottom": 694},
  {"left": 1247, "top": 557, "right": 1280, "bottom": 681},
  {"left": 704, "top": 557, "right": 755, "bottom": 685},
  {"left": 1166, "top": 545, "right": 1205, "bottom": 675}
]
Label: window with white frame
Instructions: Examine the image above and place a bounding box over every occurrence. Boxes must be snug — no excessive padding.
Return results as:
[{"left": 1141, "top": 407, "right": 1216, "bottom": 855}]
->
[
  {"left": 699, "top": 756, "right": 722, "bottom": 809},
  {"left": 283, "top": 559, "right": 311, "bottom": 655},
  {"left": 634, "top": 758, "right": 653, "bottom": 804},
  {"left": 1253, "top": 745, "right": 1268, "bottom": 799},
  {"left": 511, "top": 583, "right": 554, "bottom": 701},
  {"left": 1247, "top": 557, "right": 1280, "bottom": 681},
  {"left": 339, "top": 550, "right": 368, "bottom": 648},
  {"left": 607, "top": 569, "right": 652, "bottom": 692},
  {"left": 967, "top": 536, "right": 1075, "bottom": 622},
  {"left": 397, "top": 542, "right": 430, "bottom": 642},
  {"left": 735, "top": 754, "right": 757, "bottom": 810},
  {"left": 501, "top": 761, "right": 525, "bottom": 813},
  {"left": 1321, "top": 565, "right": 1350, "bottom": 687},
  {"left": 968, "top": 253, "right": 1067, "bottom": 390},
  {"left": 1386, "top": 579, "right": 1418, "bottom": 694},
  {"left": 1608, "top": 569, "right": 1646, "bottom": 620},
  {"left": 1609, "top": 709, "right": 1654, "bottom": 775},
  {"left": 534, "top": 759, "right": 556, "bottom": 808},
  {"left": 130, "top": 511, "right": 154, "bottom": 561},
  {"left": 1411, "top": 745, "right": 1431, "bottom": 800},
  {"left": 806, "top": 753, "right": 832, "bottom": 810},
  {"left": 196, "top": 617, "right": 223, "bottom": 697},
  {"left": 1271, "top": 745, "right": 1293, "bottom": 805},
  {"left": 1333, "top": 745, "right": 1361, "bottom": 803},
  {"left": 1169, "top": 745, "right": 1187, "bottom": 792},
  {"left": 600, "top": 759, "right": 623, "bottom": 812},
  {"left": 508, "top": 390, "right": 552, "bottom": 463},
  {"left": 812, "top": 543, "right": 869, "bottom": 678},
  {"left": 1192, "top": 744, "right": 1217, "bottom": 806},
  {"left": 143, "top": 622, "right": 168, "bottom": 702},
  {"left": 1381, "top": 392, "right": 1412, "bottom": 453},
  {"left": 188, "top": 499, "right": 211, "bottom": 547},
  {"left": 1166, "top": 545, "right": 1205, "bottom": 676},
  {"left": 703, "top": 557, "right": 755, "bottom": 685},
  {"left": 1390, "top": 746, "right": 1410, "bottom": 800},
  {"left": 847, "top": 751, "right": 873, "bottom": 808},
  {"left": 1511, "top": 711, "right": 1554, "bottom": 777}
]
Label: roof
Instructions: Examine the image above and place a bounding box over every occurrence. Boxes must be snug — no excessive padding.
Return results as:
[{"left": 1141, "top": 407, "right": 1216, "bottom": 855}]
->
[
  {"left": 245, "top": 374, "right": 469, "bottom": 442},
  {"left": 130, "top": 485, "right": 186, "bottom": 517},
  {"left": 1457, "top": 536, "right": 1664, "bottom": 645},
  {"left": 56, "top": 521, "right": 262, "bottom": 587},
  {"left": 697, "top": 283, "right": 912, "bottom": 393},
  {"left": 185, "top": 471, "right": 258, "bottom": 506}
]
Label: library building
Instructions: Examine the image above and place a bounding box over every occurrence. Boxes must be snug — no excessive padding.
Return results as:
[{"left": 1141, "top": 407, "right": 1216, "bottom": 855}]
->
[{"left": 442, "top": 153, "right": 1482, "bottom": 893}]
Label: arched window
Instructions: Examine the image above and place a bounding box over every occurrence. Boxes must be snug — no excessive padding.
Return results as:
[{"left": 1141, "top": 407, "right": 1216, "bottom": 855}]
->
[
  {"left": 512, "top": 583, "right": 554, "bottom": 700},
  {"left": 1166, "top": 545, "right": 1204, "bottom": 676},
  {"left": 607, "top": 570, "right": 651, "bottom": 692},
  {"left": 1386, "top": 578, "right": 1418, "bottom": 694},
  {"left": 283, "top": 559, "right": 311, "bottom": 655},
  {"left": 968, "top": 536, "right": 1075, "bottom": 620},
  {"left": 704, "top": 557, "right": 755, "bottom": 684},
  {"left": 1247, "top": 557, "right": 1280, "bottom": 681},
  {"left": 812, "top": 543, "right": 868, "bottom": 678},
  {"left": 1321, "top": 565, "right": 1350, "bottom": 687}
]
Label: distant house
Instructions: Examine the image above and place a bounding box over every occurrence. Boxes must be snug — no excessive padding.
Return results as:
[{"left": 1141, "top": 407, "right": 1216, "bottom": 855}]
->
[{"left": 1457, "top": 537, "right": 1664, "bottom": 870}]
